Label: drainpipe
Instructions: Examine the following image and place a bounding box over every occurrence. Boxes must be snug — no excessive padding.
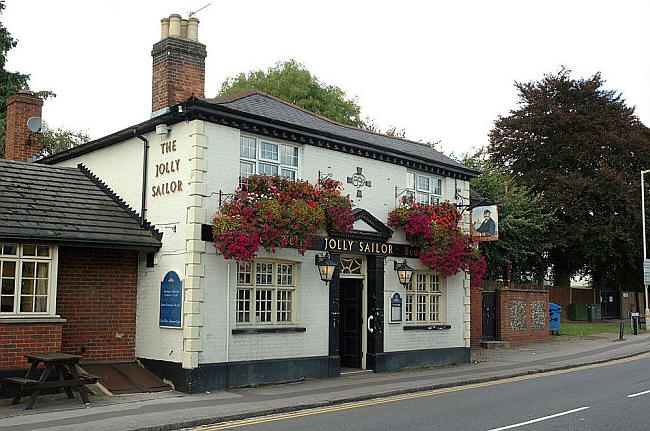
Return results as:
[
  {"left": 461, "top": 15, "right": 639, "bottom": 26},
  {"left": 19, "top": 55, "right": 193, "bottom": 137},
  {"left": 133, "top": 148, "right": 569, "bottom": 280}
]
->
[{"left": 136, "top": 131, "right": 149, "bottom": 226}]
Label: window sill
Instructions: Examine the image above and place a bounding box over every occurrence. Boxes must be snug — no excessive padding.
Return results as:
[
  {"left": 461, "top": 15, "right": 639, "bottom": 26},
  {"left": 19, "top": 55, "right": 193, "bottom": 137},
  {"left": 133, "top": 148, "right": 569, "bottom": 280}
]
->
[
  {"left": 232, "top": 327, "right": 306, "bottom": 335},
  {"left": 403, "top": 324, "right": 451, "bottom": 331},
  {"left": 0, "top": 317, "right": 67, "bottom": 324}
]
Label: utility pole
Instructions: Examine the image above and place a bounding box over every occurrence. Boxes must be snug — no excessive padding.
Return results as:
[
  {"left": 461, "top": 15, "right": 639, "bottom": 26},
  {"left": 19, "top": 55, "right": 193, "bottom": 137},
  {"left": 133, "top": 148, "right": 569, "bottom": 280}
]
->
[
  {"left": 505, "top": 181, "right": 511, "bottom": 288},
  {"left": 641, "top": 170, "right": 650, "bottom": 324}
]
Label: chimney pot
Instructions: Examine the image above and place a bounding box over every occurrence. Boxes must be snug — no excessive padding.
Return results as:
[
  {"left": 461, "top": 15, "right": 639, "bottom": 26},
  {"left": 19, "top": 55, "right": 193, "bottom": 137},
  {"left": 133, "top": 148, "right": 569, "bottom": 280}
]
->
[
  {"left": 168, "top": 14, "right": 181, "bottom": 37},
  {"left": 161, "top": 18, "right": 170, "bottom": 40},
  {"left": 187, "top": 18, "right": 199, "bottom": 41},
  {"left": 151, "top": 14, "right": 206, "bottom": 113}
]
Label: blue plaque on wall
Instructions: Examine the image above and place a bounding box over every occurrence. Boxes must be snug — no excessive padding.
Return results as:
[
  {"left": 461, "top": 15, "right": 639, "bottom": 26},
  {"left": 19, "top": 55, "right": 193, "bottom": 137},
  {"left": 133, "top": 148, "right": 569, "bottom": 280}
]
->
[
  {"left": 390, "top": 292, "right": 402, "bottom": 323},
  {"left": 159, "top": 271, "right": 183, "bottom": 328}
]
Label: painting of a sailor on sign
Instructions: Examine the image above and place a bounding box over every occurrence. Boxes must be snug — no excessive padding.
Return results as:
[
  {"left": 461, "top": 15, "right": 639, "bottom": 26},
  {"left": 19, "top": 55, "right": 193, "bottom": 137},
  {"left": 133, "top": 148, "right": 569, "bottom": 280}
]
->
[{"left": 470, "top": 205, "right": 499, "bottom": 242}]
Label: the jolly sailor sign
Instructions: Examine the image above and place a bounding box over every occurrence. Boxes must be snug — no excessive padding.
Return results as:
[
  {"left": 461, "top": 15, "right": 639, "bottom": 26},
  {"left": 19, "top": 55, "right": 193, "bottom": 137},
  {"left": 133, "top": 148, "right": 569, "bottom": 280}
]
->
[{"left": 159, "top": 271, "right": 183, "bottom": 328}]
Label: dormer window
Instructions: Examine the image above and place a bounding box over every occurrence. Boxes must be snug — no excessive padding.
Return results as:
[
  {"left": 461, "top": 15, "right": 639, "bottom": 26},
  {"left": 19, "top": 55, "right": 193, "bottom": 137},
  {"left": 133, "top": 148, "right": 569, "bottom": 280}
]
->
[{"left": 407, "top": 172, "right": 443, "bottom": 205}]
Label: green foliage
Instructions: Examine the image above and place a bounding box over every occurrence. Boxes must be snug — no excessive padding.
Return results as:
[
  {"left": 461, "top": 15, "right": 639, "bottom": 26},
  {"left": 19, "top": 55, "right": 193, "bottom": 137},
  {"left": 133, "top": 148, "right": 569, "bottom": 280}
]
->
[
  {"left": 39, "top": 128, "right": 89, "bottom": 156},
  {"left": 219, "top": 59, "right": 367, "bottom": 129},
  {"left": 463, "top": 149, "right": 556, "bottom": 283},
  {"left": 488, "top": 68, "right": 650, "bottom": 289}
]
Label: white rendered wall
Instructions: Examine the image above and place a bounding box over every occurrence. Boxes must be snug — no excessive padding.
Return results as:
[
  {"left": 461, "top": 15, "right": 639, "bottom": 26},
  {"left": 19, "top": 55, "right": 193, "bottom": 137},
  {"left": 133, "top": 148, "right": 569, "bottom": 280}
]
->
[
  {"left": 53, "top": 124, "right": 191, "bottom": 364},
  {"left": 199, "top": 125, "right": 471, "bottom": 364}
]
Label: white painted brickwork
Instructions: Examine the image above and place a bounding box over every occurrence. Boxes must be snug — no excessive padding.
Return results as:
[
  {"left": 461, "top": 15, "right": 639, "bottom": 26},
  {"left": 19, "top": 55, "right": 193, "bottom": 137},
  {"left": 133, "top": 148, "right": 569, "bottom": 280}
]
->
[
  {"left": 54, "top": 119, "right": 471, "bottom": 367},
  {"left": 54, "top": 125, "right": 191, "bottom": 364}
]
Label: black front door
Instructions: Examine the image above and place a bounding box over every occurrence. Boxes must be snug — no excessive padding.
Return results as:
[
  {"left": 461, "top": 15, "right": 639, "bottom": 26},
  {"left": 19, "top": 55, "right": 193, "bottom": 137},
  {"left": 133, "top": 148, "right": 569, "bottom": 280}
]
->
[
  {"left": 482, "top": 291, "right": 496, "bottom": 341},
  {"left": 340, "top": 278, "right": 363, "bottom": 368}
]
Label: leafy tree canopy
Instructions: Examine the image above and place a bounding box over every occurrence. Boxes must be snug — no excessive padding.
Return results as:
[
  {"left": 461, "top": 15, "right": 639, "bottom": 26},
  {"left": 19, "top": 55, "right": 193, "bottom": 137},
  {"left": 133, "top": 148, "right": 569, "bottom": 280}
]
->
[
  {"left": 218, "top": 59, "right": 440, "bottom": 148},
  {"left": 219, "top": 59, "right": 367, "bottom": 129},
  {"left": 0, "top": 1, "right": 85, "bottom": 157},
  {"left": 488, "top": 68, "right": 650, "bottom": 289},
  {"left": 463, "top": 149, "right": 556, "bottom": 283}
]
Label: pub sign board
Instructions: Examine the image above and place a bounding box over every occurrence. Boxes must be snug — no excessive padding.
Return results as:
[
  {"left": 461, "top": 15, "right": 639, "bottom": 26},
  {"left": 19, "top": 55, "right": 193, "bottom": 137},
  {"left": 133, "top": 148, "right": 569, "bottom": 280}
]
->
[
  {"left": 309, "top": 237, "right": 420, "bottom": 258},
  {"left": 159, "top": 271, "right": 183, "bottom": 328}
]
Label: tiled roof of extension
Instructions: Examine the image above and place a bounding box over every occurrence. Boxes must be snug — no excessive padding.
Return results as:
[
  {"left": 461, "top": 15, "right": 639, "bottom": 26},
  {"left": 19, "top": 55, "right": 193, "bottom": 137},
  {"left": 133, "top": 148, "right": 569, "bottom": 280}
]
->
[
  {"left": 203, "top": 90, "right": 474, "bottom": 174},
  {"left": 0, "top": 160, "right": 162, "bottom": 250}
]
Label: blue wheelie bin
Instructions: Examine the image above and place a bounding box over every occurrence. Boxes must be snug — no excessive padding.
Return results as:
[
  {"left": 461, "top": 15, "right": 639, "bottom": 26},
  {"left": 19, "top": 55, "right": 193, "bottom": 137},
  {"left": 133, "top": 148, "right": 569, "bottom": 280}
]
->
[{"left": 549, "top": 303, "right": 562, "bottom": 334}]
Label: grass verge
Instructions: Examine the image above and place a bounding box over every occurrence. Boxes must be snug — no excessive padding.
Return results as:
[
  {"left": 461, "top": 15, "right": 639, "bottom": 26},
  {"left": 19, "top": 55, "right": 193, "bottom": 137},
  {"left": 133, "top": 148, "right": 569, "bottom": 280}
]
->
[{"left": 560, "top": 322, "right": 646, "bottom": 337}]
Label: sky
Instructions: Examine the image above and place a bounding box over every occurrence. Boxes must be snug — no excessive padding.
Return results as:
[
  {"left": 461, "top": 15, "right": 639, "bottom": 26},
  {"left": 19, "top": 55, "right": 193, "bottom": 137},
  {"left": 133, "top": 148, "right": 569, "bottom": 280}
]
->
[{"left": 4, "top": 0, "right": 650, "bottom": 156}]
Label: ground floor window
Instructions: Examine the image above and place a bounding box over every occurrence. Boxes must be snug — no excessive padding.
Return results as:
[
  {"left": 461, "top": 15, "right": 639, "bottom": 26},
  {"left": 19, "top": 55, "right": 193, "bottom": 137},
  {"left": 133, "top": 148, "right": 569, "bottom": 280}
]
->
[
  {"left": 236, "top": 261, "right": 297, "bottom": 325},
  {"left": 404, "top": 272, "right": 445, "bottom": 323},
  {"left": 0, "top": 244, "right": 58, "bottom": 317}
]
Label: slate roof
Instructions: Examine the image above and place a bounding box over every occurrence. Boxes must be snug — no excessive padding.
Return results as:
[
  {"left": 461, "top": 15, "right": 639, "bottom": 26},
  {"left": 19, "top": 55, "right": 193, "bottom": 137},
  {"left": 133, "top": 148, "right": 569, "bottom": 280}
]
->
[
  {"left": 0, "top": 160, "right": 162, "bottom": 250},
  {"left": 203, "top": 90, "right": 474, "bottom": 174}
]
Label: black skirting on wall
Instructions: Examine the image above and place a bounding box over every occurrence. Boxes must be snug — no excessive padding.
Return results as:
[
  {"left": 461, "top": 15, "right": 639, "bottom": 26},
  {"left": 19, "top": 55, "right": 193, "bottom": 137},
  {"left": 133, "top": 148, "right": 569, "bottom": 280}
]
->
[
  {"left": 380, "top": 347, "right": 470, "bottom": 372},
  {"left": 140, "top": 347, "right": 469, "bottom": 394},
  {"left": 140, "top": 355, "right": 332, "bottom": 393}
]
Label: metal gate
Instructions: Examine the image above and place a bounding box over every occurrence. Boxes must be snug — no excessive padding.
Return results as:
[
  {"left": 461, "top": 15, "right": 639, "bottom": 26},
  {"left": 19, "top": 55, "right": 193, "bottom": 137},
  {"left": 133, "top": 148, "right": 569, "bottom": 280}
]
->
[{"left": 482, "top": 291, "right": 497, "bottom": 341}]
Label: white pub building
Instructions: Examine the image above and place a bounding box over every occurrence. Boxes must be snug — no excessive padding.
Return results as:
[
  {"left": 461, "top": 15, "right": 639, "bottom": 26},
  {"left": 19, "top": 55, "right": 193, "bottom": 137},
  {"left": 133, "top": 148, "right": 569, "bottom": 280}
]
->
[{"left": 37, "top": 14, "right": 478, "bottom": 392}]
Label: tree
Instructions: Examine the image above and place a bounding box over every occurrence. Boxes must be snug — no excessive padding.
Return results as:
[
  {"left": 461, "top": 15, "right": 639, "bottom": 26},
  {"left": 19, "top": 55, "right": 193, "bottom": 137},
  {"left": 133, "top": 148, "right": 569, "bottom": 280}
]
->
[
  {"left": 463, "top": 149, "right": 556, "bottom": 283},
  {"left": 488, "top": 68, "right": 650, "bottom": 289},
  {"left": 219, "top": 59, "right": 367, "bottom": 129},
  {"left": 39, "top": 128, "right": 89, "bottom": 156},
  {"left": 0, "top": 1, "right": 85, "bottom": 157}
]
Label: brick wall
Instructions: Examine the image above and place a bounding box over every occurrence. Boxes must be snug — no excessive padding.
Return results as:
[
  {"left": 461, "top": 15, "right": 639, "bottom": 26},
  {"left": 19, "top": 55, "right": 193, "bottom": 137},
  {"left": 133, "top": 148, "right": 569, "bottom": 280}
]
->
[
  {"left": 496, "top": 288, "right": 549, "bottom": 344},
  {"left": 151, "top": 37, "right": 206, "bottom": 112},
  {"left": 56, "top": 247, "right": 138, "bottom": 361},
  {"left": 0, "top": 324, "right": 62, "bottom": 370},
  {"left": 0, "top": 247, "right": 139, "bottom": 370},
  {"left": 4, "top": 90, "right": 44, "bottom": 162},
  {"left": 470, "top": 286, "right": 482, "bottom": 348}
]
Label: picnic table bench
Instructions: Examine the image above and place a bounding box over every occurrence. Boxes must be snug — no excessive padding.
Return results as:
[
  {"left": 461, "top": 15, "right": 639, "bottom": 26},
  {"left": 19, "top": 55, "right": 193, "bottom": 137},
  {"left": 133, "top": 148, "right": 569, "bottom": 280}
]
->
[{"left": 4, "top": 352, "right": 100, "bottom": 409}]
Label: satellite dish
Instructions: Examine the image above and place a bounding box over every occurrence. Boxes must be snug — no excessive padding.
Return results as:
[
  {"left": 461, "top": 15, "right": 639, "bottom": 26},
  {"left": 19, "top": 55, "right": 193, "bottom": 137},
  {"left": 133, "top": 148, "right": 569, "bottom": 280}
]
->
[{"left": 27, "top": 117, "right": 48, "bottom": 134}]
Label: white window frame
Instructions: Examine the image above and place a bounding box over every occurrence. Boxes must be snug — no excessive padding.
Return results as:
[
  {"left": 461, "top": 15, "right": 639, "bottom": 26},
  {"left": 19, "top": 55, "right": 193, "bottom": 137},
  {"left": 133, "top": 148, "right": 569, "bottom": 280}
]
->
[
  {"left": 240, "top": 135, "right": 300, "bottom": 185},
  {"left": 407, "top": 171, "right": 443, "bottom": 206},
  {"left": 235, "top": 260, "right": 298, "bottom": 326},
  {"left": 403, "top": 272, "right": 445, "bottom": 324},
  {"left": 0, "top": 244, "right": 58, "bottom": 318}
]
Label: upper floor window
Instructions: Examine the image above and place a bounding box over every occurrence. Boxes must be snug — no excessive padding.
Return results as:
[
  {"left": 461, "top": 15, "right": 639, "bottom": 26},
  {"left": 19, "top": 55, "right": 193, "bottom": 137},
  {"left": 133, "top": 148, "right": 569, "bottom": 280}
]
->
[
  {"left": 236, "top": 261, "right": 297, "bottom": 325},
  {"left": 0, "top": 244, "right": 57, "bottom": 317},
  {"left": 240, "top": 136, "right": 299, "bottom": 185},
  {"left": 407, "top": 172, "right": 443, "bottom": 205}
]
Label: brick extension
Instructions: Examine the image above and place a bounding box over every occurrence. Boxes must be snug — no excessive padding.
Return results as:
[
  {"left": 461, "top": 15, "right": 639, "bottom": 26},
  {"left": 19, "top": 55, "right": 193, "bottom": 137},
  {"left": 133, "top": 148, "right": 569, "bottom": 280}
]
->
[
  {"left": 495, "top": 288, "right": 549, "bottom": 344},
  {"left": 151, "top": 36, "right": 207, "bottom": 112},
  {"left": 0, "top": 247, "right": 138, "bottom": 370},
  {"left": 4, "top": 90, "right": 43, "bottom": 162}
]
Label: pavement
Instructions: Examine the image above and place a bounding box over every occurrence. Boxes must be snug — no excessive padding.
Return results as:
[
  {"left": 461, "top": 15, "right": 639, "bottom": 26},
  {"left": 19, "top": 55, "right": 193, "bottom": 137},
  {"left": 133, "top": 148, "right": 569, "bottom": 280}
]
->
[{"left": 1, "top": 330, "right": 650, "bottom": 431}]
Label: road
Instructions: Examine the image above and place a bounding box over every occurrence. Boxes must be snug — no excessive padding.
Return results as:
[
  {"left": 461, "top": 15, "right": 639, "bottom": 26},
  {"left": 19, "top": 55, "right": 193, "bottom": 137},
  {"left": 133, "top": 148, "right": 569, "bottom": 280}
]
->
[{"left": 191, "top": 355, "right": 650, "bottom": 431}]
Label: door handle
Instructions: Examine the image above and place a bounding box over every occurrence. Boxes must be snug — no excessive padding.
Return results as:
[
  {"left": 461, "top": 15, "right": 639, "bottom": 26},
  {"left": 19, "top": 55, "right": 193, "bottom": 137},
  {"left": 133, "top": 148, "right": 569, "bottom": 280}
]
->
[{"left": 367, "top": 315, "right": 374, "bottom": 333}]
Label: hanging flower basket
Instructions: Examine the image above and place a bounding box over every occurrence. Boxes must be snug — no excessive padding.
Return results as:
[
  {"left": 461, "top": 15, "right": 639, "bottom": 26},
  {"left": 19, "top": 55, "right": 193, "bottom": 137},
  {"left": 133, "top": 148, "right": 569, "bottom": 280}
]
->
[
  {"left": 213, "top": 175, "right": 353, "bottom": 261},
  {"left": 388, "top": 197, "right": 486, "bottom": 287}
]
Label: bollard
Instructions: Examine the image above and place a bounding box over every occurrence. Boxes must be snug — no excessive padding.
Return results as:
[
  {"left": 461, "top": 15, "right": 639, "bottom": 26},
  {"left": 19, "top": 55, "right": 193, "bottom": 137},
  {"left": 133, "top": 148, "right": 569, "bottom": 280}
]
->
[
  {"left": 633, "top": 316, "right": 639, "bottom": 335},
  {"left": 619, "top": 322, "right": 624, "bottom": 340}
]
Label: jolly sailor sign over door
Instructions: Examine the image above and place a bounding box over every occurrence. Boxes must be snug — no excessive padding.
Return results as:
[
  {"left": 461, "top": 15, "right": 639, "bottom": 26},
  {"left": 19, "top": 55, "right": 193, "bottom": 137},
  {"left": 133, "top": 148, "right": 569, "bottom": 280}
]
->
[{"left": 159, "top": 271, "right": 183, "bottom": 328}]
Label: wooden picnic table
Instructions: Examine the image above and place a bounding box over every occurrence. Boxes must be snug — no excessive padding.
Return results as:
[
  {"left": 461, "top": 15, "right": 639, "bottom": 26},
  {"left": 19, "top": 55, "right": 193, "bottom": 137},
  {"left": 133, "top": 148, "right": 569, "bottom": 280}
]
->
[{"left": 4, "top": 352, "right": 98, "bottom": 409}]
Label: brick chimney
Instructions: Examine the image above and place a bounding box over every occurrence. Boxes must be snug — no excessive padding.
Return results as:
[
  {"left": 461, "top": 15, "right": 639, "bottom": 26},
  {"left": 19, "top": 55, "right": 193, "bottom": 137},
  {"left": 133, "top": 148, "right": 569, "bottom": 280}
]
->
[
  {"left": 151, "top": 14, "right": 206, "bottom": 114},
  {"left": 4, "top": 90, "right": 44, "bottom": 162}
]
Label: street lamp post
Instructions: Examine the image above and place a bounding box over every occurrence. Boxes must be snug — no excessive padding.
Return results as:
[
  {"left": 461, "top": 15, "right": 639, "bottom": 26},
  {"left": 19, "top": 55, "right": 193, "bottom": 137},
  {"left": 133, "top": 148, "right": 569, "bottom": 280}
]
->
[{"left": 641, "top": 170, "right": 650, "bottom": 324}]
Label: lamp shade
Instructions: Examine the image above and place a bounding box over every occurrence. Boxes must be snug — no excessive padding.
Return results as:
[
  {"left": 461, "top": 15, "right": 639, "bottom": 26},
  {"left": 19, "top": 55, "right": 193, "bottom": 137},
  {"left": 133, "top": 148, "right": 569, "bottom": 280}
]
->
[
  {"left": 394, "top": 259, "right": 414, "bottom": 286},
  {"left": 315, "top": 253, "right": 337, "bottom": 284}
]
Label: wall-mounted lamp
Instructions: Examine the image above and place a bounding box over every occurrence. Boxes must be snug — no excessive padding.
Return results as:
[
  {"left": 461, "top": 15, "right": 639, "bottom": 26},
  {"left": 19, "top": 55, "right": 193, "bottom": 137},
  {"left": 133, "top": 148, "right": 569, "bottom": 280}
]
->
[
  {"left": 394, "top": 259, "right": 414, "bottom": 286},
  {"left": 315, "top": 252, "right": 338, "bottom": 285}
]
